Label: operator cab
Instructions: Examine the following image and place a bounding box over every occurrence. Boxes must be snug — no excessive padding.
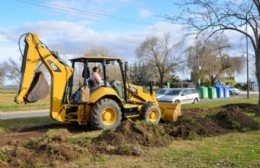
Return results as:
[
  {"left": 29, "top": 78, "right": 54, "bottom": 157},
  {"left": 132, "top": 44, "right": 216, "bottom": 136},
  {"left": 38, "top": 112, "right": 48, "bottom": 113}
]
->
[{"left": 69, "top": 56, "right": 127, "bottom": 103}]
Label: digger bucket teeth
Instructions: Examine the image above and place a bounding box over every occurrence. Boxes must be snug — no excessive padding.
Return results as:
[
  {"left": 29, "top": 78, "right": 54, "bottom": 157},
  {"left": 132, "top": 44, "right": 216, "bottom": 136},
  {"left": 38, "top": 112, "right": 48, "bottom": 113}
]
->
[{"left": 26, "top": 71, "right": 49, "bottom": 102}]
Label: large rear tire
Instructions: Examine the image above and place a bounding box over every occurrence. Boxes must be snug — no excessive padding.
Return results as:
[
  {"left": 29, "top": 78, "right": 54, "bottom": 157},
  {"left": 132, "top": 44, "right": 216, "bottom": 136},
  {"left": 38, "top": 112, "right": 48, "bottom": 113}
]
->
[
  {"left": 90, "top": 98, "right": 122, "bottom": 130},
  {"left": 141, "top": 103, "right": 161, "bottom": 124}
]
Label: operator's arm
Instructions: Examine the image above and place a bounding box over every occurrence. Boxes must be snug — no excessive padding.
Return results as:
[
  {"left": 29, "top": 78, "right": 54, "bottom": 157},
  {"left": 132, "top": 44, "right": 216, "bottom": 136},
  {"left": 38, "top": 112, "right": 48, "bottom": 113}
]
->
[{"left": 95, "top": 73, "right": 103, "bottom": 85}]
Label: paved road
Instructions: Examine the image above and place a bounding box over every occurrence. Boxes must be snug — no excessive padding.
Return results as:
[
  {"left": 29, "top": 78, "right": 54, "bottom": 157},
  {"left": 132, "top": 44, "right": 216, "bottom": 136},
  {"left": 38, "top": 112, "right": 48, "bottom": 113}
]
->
[
  {"left": 232, "top": 91, "right": 258, "bottom": 99},
  {"left": 0, "top": 110, "right": 49, "bottom": 120}
]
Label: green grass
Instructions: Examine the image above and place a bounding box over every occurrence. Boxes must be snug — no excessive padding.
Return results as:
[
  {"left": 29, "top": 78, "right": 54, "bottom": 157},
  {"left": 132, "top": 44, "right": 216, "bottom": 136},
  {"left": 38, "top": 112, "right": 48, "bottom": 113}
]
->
[
  {"left": 158, "top": 131, "right": 260, "bottom": 167},
  {"left": 246, "top": 113, "right": 260, "bottom": 122},
  {"left": 183, "top": 98, "right": 258, "bottom": 109},
  {"left": 0, "top": 117, "right": 57, "bottom": 131},
  {"left": 0, "top": 93, "right": 50, "bottom": 112}
]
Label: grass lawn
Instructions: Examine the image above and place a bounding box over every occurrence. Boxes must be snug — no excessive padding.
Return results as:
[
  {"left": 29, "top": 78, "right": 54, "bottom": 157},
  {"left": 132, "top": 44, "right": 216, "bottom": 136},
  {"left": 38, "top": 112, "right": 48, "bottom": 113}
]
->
[
  {"left": 183, "top": 98, "right": 258, "bottom": 109},
  {"left": 0, "top": 117, "right": 57, "bottom": 132},
  {"left": 0, "top": 93, "right": 50, "bottom": 112}
]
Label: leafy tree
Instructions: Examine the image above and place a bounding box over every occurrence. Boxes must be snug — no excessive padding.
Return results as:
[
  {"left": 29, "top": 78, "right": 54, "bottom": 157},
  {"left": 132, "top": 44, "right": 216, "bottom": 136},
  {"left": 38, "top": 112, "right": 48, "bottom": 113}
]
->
[
  {"left": 166, "top": 0, "right": 260, "bottom": 115},
  {"left": 136, "top": 33, "right": 185, "bottom": 87}
]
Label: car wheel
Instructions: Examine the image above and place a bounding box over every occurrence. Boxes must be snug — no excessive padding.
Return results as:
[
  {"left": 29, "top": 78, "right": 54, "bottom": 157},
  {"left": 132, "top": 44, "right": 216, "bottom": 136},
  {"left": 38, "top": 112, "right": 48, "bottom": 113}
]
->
[
  {"left": 193, "top": 98, "right": 198, "bottom": 104},
  {"left": 174, "top": 100, "right": 180, "bottom": 104}
]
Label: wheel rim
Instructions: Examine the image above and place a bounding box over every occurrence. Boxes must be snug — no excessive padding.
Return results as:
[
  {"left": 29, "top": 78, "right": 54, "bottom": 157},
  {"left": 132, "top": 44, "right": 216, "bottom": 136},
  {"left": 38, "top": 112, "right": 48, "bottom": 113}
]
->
[
  {"left": 149, "top": 110, "right": 158, "bottom": 122},
  {"left": 102, "top": 107, "right": 116, "bottom": 126}
]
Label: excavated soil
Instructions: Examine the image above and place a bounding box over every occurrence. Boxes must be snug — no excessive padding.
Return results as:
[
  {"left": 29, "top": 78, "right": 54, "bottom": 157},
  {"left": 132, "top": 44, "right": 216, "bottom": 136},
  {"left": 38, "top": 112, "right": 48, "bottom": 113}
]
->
[
  {"left": 0, "top": 129, "right": 84, "bottom": 168},
  {"left": 167, "top": 104, "right": 259, "bottom": 139},
  {"left": 88, "top": 120, "right": 171, "bottom": 156},
  {"left": 0, "top": 103, "right": 259, "bottom": 166}
]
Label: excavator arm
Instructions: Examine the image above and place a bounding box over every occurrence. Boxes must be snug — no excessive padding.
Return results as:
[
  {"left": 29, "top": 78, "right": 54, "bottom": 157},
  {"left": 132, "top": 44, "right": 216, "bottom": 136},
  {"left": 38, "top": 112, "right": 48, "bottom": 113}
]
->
[{"left": 15, "top": 33, "right": 73, "bottom": 122}]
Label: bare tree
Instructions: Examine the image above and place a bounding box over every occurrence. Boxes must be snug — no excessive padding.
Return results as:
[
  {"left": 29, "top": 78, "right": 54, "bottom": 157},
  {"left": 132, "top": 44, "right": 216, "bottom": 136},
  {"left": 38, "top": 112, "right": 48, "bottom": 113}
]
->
[
  {"left": 83, "top": 47, "right": 114, "bottom": 57},
  {"left": 0, "top": 63, "right": 5, "bottom": 87},
  {"left": 188, "top": 38, "right": 244, "bottom": 85},
  {"left": 129, "top": 62, "right": 157, "bottom": 85},
  {"left": 136, "top": 33, "right": 185, "bottom": 87},
  {"left": 167, "top": 0, "right": 260, "bottom": 115},
  {"left": 3, "top": 58, "right": 20, "bottom": 84}
]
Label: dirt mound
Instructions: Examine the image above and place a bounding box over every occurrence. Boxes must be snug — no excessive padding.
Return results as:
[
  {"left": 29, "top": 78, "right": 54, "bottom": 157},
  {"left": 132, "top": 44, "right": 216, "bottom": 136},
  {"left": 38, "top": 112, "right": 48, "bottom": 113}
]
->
[
  {"left": 222, "top": 103, "right": 257, "bottom": 113},
  {"left": 166, "top": 107, "right": 259, "bottom": 139},
  {"left": 0, "top": 129, "right": 84, "bottom": 167},
  {"left": 182, "top": 108, "right": 219, "bottom": 118},
  {"left": 164, "top": 116, "right": 229, "bottom": 139},
  {"left": 98, "top": 120, "right": 170, "bottom": 147},
  {"left": 89, "top": 120, "right": 170, "bottom": 156},
  {"left": 216, "top": 107, "right": 259, "bottom": 131}
]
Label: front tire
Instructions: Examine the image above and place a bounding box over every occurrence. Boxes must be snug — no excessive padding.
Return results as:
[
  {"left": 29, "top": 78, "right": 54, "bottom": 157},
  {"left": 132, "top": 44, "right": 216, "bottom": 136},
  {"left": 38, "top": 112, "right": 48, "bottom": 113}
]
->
[
  {"left": 193, "top": 98, "right": 198, "bottom": 104},
  {"left": 141, "top": 103, "right": 161, "bottom": 124},
  {"left": 90, "top": 98, "right": 122, "bottom": 130}
]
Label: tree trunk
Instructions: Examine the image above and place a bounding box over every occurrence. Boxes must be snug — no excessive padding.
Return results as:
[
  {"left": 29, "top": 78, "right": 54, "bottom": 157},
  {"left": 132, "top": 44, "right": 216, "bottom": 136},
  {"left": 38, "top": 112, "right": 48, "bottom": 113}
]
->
[
  {"left": 159, "top": 75, "right": 164, "bottom": 88},
  {"left": 255, "top": 43, "right": 260, "bottom": 116}
]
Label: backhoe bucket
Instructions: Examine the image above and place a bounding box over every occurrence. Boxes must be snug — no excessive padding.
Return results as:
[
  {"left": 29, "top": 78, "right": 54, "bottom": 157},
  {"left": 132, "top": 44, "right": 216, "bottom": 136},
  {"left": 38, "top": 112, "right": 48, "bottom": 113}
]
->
[
  {"left": 26, "top": 71, "right": 49, "bottom": 102},
  {"left": 159, "top": 103, "right": 182, "bottom": 122}
]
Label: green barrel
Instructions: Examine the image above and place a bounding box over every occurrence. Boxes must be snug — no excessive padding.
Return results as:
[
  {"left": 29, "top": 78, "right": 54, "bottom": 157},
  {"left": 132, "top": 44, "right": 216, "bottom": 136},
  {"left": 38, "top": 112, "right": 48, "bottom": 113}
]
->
[
  {"left": 208, "top": 87, "right": 217, "bottom": 99},
  {"left": 198, "top": 86, "right": 208, "bottom": 99}
]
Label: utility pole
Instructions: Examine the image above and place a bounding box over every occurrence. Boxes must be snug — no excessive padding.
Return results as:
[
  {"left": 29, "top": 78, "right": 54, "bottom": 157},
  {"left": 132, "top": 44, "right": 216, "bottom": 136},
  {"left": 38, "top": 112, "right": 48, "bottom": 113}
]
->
[{"left": 246, "top": 15, "right": 249, "bottom": 99}]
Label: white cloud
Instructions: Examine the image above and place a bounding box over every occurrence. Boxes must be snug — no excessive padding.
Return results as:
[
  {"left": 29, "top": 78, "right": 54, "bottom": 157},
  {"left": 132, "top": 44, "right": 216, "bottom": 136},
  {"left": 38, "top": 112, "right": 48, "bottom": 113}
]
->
[
  {"left": 139, "top": 9, "right": 153, "bottom": 19},
  {"left": 0, "top": 20, "right": 185, "bottom": 63},
  {"left": 0, "top": 42, "right": 20, "bottom": 62},
  {"left": 0, "top": 34, "right": 9, "bottom": 42}
]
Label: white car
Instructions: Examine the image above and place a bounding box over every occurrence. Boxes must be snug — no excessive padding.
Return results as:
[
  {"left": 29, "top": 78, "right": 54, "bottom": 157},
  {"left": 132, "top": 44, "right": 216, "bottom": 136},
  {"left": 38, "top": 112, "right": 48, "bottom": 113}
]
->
[
  {"left": 155, "top": 88, "right": 169, "bottom": 99},
  {"left": 158, "top": 88, "right": 200, "bottom": 104},
  {"left": 229, "top": 86, "right": 240, "bottom": 95}
]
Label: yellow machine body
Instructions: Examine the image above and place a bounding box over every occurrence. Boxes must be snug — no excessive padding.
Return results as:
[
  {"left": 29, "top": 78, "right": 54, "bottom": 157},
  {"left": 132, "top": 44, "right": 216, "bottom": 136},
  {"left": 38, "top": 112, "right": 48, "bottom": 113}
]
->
[{"left": 15, "top": 33, "right": 181, "bottom": 129}]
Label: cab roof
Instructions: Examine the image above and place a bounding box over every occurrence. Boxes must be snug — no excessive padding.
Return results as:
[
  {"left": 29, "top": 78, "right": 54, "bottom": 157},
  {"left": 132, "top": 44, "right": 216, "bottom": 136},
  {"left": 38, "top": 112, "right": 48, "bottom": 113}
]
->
[{"left": 70, "top": 56, "right": 123, "bottom": 62}]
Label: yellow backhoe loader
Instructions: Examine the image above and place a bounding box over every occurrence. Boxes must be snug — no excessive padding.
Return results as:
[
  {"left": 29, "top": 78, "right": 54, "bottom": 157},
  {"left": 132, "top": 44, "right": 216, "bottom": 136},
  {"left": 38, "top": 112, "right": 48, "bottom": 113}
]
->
[{"left": 15, "top": 33, "right": 181, "bottom": 130}]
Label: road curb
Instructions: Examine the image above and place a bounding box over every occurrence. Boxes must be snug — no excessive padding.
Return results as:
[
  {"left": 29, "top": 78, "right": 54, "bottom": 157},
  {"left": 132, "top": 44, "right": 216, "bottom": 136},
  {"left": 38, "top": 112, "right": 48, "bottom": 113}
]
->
[
  {"left": 0, "top": 109, "right": 49, "bottom": 114},
  {"left": 0, "top": 109, "right": 49, "bottom": 120}
]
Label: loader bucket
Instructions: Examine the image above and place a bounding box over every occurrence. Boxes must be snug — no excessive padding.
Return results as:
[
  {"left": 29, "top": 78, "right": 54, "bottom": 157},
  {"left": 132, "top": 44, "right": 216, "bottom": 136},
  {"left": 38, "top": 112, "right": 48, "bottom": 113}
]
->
[
  {"left": 26, "top": 71, "right": 49, "bottom": 102},
  {"left": 159, "top": 103, "right": 182, "bottom": 122}
]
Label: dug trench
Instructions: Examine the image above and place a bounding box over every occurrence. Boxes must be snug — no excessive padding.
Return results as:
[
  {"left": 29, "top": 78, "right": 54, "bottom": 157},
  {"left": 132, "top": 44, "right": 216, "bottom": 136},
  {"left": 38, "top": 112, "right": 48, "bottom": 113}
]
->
[{"left": 0, "top": 104, "right": 259, "bottom": 167}]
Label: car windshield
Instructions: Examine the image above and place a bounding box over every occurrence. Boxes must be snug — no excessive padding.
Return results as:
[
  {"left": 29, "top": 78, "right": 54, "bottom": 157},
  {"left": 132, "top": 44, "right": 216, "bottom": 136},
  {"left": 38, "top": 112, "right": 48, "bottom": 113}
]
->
[
  {"left": 156, "top": 89, "right": 167, "bottom": 94},
  {"left": 165, "top": 89, "right": 181, "bottom": 96}
]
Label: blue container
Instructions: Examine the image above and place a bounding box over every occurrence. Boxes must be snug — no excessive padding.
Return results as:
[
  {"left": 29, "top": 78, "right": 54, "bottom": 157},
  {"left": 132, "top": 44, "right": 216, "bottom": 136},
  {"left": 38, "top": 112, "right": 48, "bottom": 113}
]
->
[
  {"left": 216, "top": 86, "right": 224, "bottom": 98},
  {"left": 223, "top": 86, "right": 230, "bottom": 98},
  {"left": 215, "top": 82, "right": 224, "bottom": 98}
]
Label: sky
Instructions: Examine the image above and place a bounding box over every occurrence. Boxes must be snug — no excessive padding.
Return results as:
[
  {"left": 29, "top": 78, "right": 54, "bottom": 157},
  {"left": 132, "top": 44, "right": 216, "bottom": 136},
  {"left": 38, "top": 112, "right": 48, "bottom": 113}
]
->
[{"left": 0, "top": 0, "right": 254, "bottom": 83}]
